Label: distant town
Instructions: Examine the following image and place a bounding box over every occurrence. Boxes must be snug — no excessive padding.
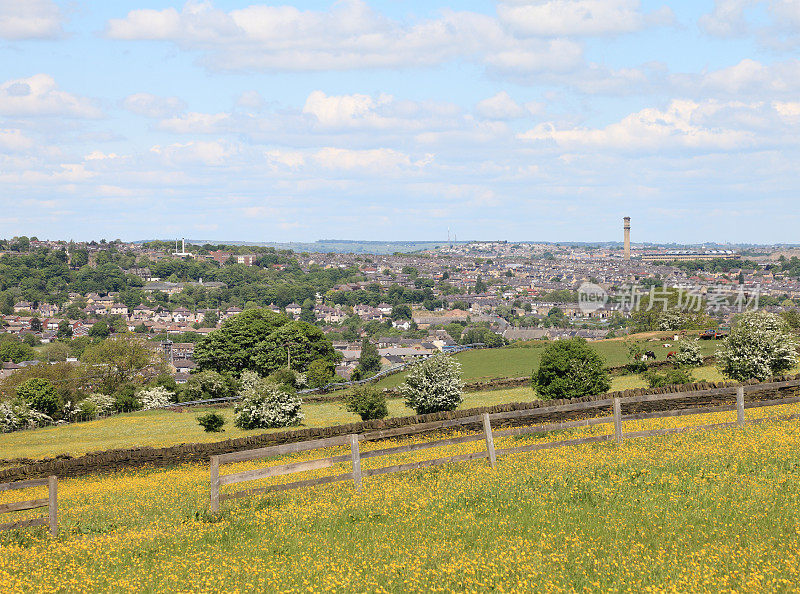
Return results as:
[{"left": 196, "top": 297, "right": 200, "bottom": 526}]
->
[{"left": 2, "top": 225, "right": 800, "bottom": 384}]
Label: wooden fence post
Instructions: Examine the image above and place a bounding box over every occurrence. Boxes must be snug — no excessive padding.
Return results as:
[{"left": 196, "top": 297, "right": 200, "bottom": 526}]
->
[
  {"left": 350, "top": 435, "right": 362, "bottom": 491},
  {"left": 47, "top": 476, "right": 57, "bottom": 537},
  {"left": 482, "top": 413, "right": 496, "bottom": 468},
  {"left": 613, "top": 397, "right": 623, "bottom": 444},
  {"left": 210, "top": 455, "right": 220, "bottom": 513},
  {"left": 736, "top": 386, "right": 745, "bottom": 426}
]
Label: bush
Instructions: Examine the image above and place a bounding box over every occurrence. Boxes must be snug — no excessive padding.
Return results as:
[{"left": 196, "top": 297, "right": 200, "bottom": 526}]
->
[
  {"left": 16, "top": 378, "right": 60, "bottom": 417},
  {"left": 672, "top": 340, "right": 703, "bottom": 367},
  {"left": 233, "top": 375, "right": 303, "bottom": 429},
  {"left": 79, "top": 392, "right": 115, "bottom": 418},
  {"left": 0, "top": 400, "right": 52, "bottom": 433},
  {"left": 345, "top": 386, "right": 389, "bottom": 420},
  {"left": 179, "top": 370, "right": 232, "bottom": 403},
  {"left": 399, "top": 354, "right": 463, "bottom": 415},
  {"left": 269, "top": 368, "right": 307, "bottom": 390},
  {"left": 113, "top": 384, "right": 142, "bottom": 413},
  {"left": 139, "top": 386, "right": 172, "bottom": 410},
  {"left": 197, "top": 412, "right": 225, "bottom": 432},
  {"left": 534, "top": 338, "right": 611, "bottom": 400},
  {"left": 306, "top": 359, "right": 335, "bottom": 388},
  {"left": 717, "top": 310, "right": 799, "bottom": 381},
  {"left": 643, "top": 367, "right": 694, "bottom": 388}
]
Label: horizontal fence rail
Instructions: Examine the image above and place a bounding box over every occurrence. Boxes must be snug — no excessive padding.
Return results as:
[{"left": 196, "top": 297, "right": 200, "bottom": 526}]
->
[
  {"left": 209, "top": 379, "right": 800, "bottom": 511},
  {"left": 0, "top": 476, "right": 57, "bottom": 536}
]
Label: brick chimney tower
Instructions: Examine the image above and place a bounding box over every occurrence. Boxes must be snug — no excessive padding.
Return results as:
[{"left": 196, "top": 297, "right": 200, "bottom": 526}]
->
[{"left": 623, "top": 217, "right": 631, "bottom": 260}]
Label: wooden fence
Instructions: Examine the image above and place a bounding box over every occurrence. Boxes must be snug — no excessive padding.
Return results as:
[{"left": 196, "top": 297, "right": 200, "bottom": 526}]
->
[
  {"left": 0, "top": 476, "right": 57, "bottom": 536},
  {"left": 209, "top": 380, "right": 800, "bottom": 511}
]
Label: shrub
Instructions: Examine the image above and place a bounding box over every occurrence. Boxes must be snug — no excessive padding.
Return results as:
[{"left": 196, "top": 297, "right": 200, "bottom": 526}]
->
[
  {"left": 113, "top": 384, "right": 142, "bottom": 413},
  {"left": 0, "top": 400, "right": 52, "bottom": 433},
  {"left": 269, "top": 368, "right": 307, "bottom": 390},
  {"left": 534, "top": 338, "right": 611, "bottom": 401},
  {"left": 672, "top": 339, "right": 703, "bottom": 367},
  {"left": 80, "top": 392, "right": 115, "bottom": 418},
  {"left": 306, "top": 359, "right": 335, "bottom": 388},
  {"left": 643, "top": 367, "right": 694, "bottom": 388},
  {"left": 345, "top": 386, "right": 389, "bottom": 420},
  {"left": 233, "top": 376, "right": 303, "bottom": 429},
  {"left": 16, "top": 378, "right": 60, "bottom": 417},
  {"left": 178, "top": 370, "right": 231, "bottom": 403},
  {"left": 717, "top": 310, "right": 799, "bottom": 381},
  {"left": 197, "top": 412, "right": 225, "bottom": 432},
  {"left": 139, "top": 386, "right": 172, "bottom": 410},
  {"left": 399, "top": 354, "right": 463, "bottom": 415}
]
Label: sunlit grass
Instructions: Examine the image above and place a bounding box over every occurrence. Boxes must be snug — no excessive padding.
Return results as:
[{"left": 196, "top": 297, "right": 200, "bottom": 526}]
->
[{"left": 2, "top": 406, "right": 800, "bottom": 592}]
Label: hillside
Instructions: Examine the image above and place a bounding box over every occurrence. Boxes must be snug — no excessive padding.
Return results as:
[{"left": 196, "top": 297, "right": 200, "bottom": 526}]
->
[{"left": 3, "top": 411, "right": 800, "bottom": 591}]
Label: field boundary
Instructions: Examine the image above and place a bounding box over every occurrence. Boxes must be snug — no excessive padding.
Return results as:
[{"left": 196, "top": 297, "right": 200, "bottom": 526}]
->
[
  {"left": 208, "top": 384, "right": 800, "bottom": 510},
  {"left": 0, "top": 476, "right": 57, "bottom": 536},
  {"left": 2, "top": 374, "right": 799, "bottom": 482}
]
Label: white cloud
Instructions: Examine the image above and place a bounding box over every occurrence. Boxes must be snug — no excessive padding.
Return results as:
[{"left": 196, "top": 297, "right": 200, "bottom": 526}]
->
[
  {"left": 122, "top": 93, "right": 187, "bottom": 118},
  {"left": 0, "top": 128, "right": 33, "bottom": 151},
  {"left": 0, "top": 0, "right": 63, "bottom": 40},
  {"left": 237, "top": 90, "right": 266, "bottom": 110},
  {"left": 157, "top": 111, "right": 231, "bottom": 133},
  {"left": 312, "top": 147, "right": 424, "bottom": 171},
  {"left": 518, "top": 100, "right": 762, "bottom": 152},
  {"left": 150, "top": 140, "right": 238, "bottom": 166},
  {"left": 475, "top": 91, "right": 541, "bottom": 120},
  {"left": 0, "top": 74, "right": 102, "bottom": 118},
  {"left": 105, "top": 1, "right": 584, "bottom": 75},
  {"left": 498, "top": 0, "right": 674, "bottom": 37}
]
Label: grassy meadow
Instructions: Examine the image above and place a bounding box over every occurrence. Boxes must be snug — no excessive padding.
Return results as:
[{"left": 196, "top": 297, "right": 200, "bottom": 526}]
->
[{"left": 3, "top": 404, "right": 800, "bottom": 592}]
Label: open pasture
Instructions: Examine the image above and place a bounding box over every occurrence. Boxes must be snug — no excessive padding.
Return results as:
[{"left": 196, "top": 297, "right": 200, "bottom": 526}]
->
[{"left": 2, "top": 403, "right": 800, "bottom": 592}]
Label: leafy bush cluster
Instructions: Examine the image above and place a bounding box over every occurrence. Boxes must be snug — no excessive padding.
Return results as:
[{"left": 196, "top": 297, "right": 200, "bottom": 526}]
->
[
  {"left": 399, "top": 354, "right": 463, "bottom": 415},
  {"left": 197, "top": 412, "right": 225, "bottom": 432},
  {"left": 0, "top": 400, "right": 52, "bottom": 433},
  {"left": 534, "top": 338, "right": 611, "bottom": 400},
  {"left": 139, "top": 386, "right": 172, "bottom": 410},
  {"left": 717, "top": 310, "right": 798, "bottom": 381},
  {"left": 233, "top": 371, "right": 304, "bottom": 429},
  {"left": 345, "top": 386, "right": 388, "bottom": 420}
]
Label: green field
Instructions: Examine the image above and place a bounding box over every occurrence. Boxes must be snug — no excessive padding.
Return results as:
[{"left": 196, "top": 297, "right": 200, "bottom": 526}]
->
[
  {"left": 373, "top": 332, "right": 721, "bottom": 389},
  {"left": 3, "top": 411, "right": 800, "bottom": 592},
  {"left": 1, "top": 365, "right": 729, "bottom": 462}
]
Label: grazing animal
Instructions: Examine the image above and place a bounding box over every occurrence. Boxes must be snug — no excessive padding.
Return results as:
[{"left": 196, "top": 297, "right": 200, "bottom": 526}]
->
[
  {"left": 644, "top": 350, "right": 657, "bottom": 360},
  {"left": 667, "top": 351, "right": 677, "bottom": 359}
]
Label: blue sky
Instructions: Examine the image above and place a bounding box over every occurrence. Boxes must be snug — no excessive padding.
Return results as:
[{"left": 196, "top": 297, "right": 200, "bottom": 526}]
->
[{"left": 1, "top": 1, "right": 799, "bottom": 244}]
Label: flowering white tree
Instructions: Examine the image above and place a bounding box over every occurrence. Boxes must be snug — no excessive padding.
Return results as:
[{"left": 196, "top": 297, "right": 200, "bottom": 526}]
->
[
  {"left": 716, "top": 310, "right": 798, "bottom": 381},
  {"left": 234, "top": 374, "right": 303, "bottom": 429},
  {"left": 399, "top": 354, "right": 463, "bottom": 415},
  {"left": 139, "top": 386, "right": 172, "bottom": 410},
  {"left": 673, "top": 339, "right": 703, "bottom": 367}
]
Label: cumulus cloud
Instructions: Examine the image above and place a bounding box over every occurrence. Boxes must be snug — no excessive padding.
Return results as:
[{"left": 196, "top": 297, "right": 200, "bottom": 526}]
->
[
  {"left": 475, "top": 92, "right": 543, "bottom": 120},
  {"left": 105, "top": 1, "right": 584, "bottom": 75},
  {"left": 518, "top": 100, "right": 768, "bottom": 153},
  {"left": 0, "top": 0, "right": 63, "bottom": 40},
  {"left": 497, "top": 0, "right": 674, "bottom": 37},
  {"left": 0, "top": 74, "right": 102, "bottom": 118},
  {"left": 122, "top": 93, "right": 187, "bottom": 118},
  {"left": 0, "top": 128, "right": 33, "bottom": 151},
  {"left": 699, "top": 1, "right": 800, "bottom": 47},
  {"left": 150, "top": 140, "right": 239, "bottom": 166}
]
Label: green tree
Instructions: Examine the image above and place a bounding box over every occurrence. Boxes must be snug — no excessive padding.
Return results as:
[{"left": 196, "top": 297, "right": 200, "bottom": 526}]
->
[
  {"left": 81, "top": 336, "right": 166, "bottom": 393},
  {"left": 89, "top": 319, "right": 110, "bottom": 338},
  {"left": 16, "top": 378, "right": 60, "bottom": 417},
  {"left": 194, "top": 309, "right": 289, "bottom": 375},
  {"left": 57, "top": 319, "right": 73, "bottom": 338},
  {"left": 533, "top": 338, "right": 611, "bottom": 400},
  {"left": 306, "top": 358, "right": 335, "bottom": 388},
  {"left": 0, "top": 340, "right": 34, "bottom": 363},
  {"left": 252, "top": 321, "right": 339, "bottom": 376},
  {"left": 716, "top": 310, "right": 798, "bottom": 381},
  {"left": 357, "top": 338, "right": 382, "bottom": 377}
]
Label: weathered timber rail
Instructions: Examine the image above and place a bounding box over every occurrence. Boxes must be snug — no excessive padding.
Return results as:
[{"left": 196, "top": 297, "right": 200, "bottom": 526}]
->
[
  {"left": 2, "top": 375, "right": 799, "bottom": 483},
  {"left": 0, "top": 476, "right": 57, "bottom": 536},
  {"left": 208, "top": 382, "right": 800, "bottom": 510}
]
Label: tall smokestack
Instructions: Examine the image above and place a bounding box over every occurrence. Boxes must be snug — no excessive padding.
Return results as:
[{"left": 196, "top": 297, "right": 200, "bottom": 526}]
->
[{"left": 623, "top": 217, "right": 631, "bottom": 260}]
